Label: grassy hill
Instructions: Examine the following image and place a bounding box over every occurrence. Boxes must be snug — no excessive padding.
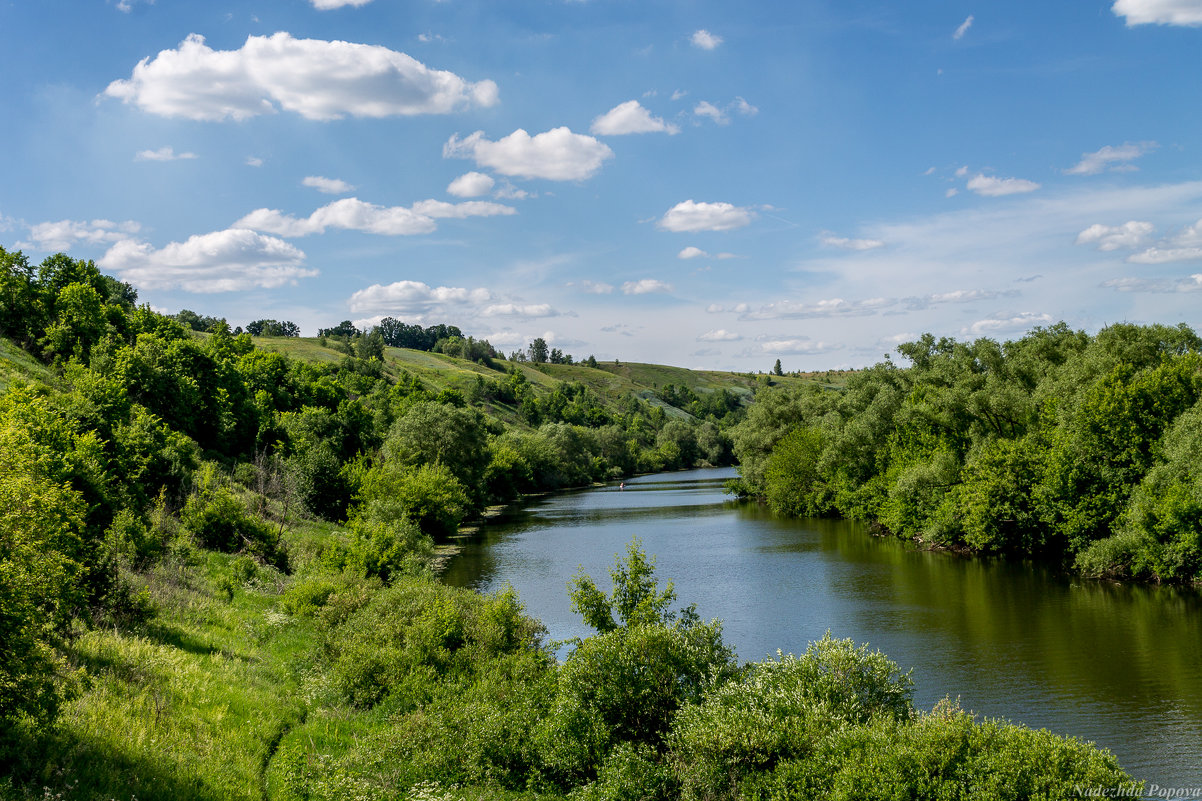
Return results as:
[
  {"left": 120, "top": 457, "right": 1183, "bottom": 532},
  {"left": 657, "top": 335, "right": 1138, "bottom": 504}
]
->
[{"left": 250, "top": 335, "right": 826, "bottom": 421}]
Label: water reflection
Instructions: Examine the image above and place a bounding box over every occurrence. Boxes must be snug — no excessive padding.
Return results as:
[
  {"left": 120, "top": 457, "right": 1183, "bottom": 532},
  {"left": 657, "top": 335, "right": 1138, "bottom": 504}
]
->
[{"left": 443, "top": 467, "right": 1202, "bottom": 792}]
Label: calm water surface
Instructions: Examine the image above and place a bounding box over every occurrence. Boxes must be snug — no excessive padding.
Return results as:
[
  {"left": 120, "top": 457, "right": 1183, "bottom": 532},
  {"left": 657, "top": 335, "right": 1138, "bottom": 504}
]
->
[{"left": 443, "top": 467, "right": 1202, "bottom": 794}]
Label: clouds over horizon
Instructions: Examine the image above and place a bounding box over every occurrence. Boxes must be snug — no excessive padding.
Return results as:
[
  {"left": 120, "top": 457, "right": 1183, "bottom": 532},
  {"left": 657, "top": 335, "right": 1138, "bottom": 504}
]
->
[
  {"left": 21, "top": 218, "right": 142, "bottom": 252},
  {"left": 444, "top": 127, "right": 613, "bottom": 181},
  {"left": 98, "top": 228, "right": 316, "bottom": 292},
  {"left": 235, "top": 197, "right": 514, "bottom": 237},
  {"left": 105, "top": 32, "right": 498, "bottom": 121},
  {"left": 348, "top": 279, "right": 491, "bottom": 317}
]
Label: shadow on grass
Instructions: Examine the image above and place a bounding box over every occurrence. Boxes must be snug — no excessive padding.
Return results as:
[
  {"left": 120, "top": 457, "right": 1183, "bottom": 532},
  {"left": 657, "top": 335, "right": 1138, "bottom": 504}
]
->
[{"left": 1, "top": 727, "right": 233, "bottom": 801}]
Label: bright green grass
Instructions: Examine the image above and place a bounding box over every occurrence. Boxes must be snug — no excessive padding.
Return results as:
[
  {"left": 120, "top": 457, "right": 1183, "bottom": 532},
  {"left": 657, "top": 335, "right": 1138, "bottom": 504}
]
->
[
  {"left": 0, "top": 337, "right": 55, "bottom": 392},
  {"left": 1, "top": 550, "right": 321, "bottom": 801}
]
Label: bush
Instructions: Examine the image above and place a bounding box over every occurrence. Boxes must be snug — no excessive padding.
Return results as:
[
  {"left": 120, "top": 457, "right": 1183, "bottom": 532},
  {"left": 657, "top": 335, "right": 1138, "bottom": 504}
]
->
[
  {"left": 539, "top": 621, "right": 735, "bottom": 784},
  {"left": 180, "top": 467, "right": 284, "bottom": 567},
  {"left": 670, "top": 633, "right": 913, "bottom": 798},
  {"left": 326, "top": 578, "right": 547, "bottom": 709}
]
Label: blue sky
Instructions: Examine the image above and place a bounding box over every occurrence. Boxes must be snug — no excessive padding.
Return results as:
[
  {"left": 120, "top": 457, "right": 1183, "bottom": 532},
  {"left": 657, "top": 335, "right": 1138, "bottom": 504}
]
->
[{"left": 2, "top": 0, "right": 1201, "bottom": 370}]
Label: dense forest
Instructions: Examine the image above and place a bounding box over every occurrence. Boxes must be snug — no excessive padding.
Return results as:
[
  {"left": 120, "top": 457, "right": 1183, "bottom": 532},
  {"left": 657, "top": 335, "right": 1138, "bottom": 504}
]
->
[
  {"left": 1, "top": 246, "right": 1143, "bottom": 799},
  {"left": 730, "top": 322, "right": 1202, "bottom": 585}
]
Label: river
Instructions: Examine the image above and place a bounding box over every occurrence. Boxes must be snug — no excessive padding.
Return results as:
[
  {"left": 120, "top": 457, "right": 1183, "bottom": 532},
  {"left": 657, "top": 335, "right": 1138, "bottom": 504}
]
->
[{"left": 442, "top": 467, "right": 1202, "bottom": 795}]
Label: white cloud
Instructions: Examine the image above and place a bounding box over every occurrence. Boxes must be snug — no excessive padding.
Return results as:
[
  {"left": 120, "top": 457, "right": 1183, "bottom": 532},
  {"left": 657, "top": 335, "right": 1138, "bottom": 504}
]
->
[
  {"left": 967, "top": 312, "right": 1053, "bottom": 336},
  {"left": 235, "top": 197, "right": 514, "bottom": 237},
  {"left": 447, "top": 171, "right": 495, "bottom": 198},
  {"left": 671, "top": 89, "right": 688, "bottom": 101},
  {"left": 311, "top": 0, "right": 372, "bottom": 8},
  {"left": 409, "top": 199, "right": 517, "bottom": 219},
  {"left": 690, "top": 29, "right": 723, "bottom": 50},
  {"left": 741, "top": 297, "right": 894, "bottom": 321},
  {"left": 444, "top": 127, "right": 613, "bottom": 181},
  {"left": 480, "top": 303, "right": 559, "bottom": 318},
  {"left": 1112, "top": 0, "right": 1202, "bottom": 26},
  {"left": 1075, "top": 221, "right": 1155, "bottom": 251},
  {"left": 590, "top": 100, "right": 680, "bottom": 135},
  {"left": 493, "top": 182, "right": 532, "bottom": 200},
  {"left": 966, "top": 173, "right": 1041, "bottom": 197},
  {"left": 622, "top": 279, "right": 673, "bottom": 295},
  {"left": 1065, "top": 142, "right": 1156, "bottom": 175},
  {"left": 945, "top": 188, "right": 959, "bottom": 198},
  {"left": 245, "top": 156, "right": 264, "bottom": 167},
  {"left": 820, "top": 233, "right": 885, "bottom": 251},
  {"left": 678, "top": 246, "right": 708, "bottom": 259},
  {"left": 302, "top": 175, "right": 355, "bottom": 194},
  {"left": 758, "top": 338, "right": 841, "bottom": 355},
  {"left": 1126, "top": 218, "right": 1202, "bottom": 262},
  {"left": 105, "top": 32, "right": 498, "bottom": 121},
  {"left": 581, "top": 280, "right": 614, "bottom": 294},
  {"left": 697, "top": 329, "right": 741, "bottom": 341},
  {"left": 1104, "top": 274, "right": 1202, "bottom": 292},
  {"left": 348, "top": 280, "right": 491, "bottom": 316},
  {"left": 954, "top": 165, "right": 969, "bottom": 178},
  {"left": 693, "top": 100, "right": 728, "bottom": 125},
  {"left": 659, "top": 200, "right": 754, "bottom": 232},
  {"left": 1128, "top": 247, "right": 1202, "bottom": 264},
  {"left": 693, "top": 97, "right": 757, "bottom": 126},
  {"left": 23, "top": 219, "right": 141, "bottom": 252},
  {"left": 953, "top": 15, "right": 974, "bottom": 39},
  {"left": 135, "top": 146, "right": 197, "bottom": 161},
  {"left": 98, "top": 228, "right": 315, "bottom": 292}
]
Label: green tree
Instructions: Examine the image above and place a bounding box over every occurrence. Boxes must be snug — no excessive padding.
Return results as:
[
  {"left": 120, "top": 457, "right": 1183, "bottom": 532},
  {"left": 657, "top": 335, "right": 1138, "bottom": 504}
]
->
[{"left": 529, "top": 337, "right": 549, "bottom": 364}]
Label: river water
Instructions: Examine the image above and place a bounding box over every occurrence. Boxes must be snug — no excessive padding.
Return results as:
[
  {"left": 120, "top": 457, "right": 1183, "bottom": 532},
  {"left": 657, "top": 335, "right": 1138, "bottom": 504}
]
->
[{"left": 443, "top": 467, "right": 1202, "bottom": 794}]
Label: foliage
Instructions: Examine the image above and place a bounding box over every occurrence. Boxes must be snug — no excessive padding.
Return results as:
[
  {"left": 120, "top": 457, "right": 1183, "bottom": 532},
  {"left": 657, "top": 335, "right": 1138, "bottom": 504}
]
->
[{"left": 734, "top": 323, "right": 1202, "bottom": 583}]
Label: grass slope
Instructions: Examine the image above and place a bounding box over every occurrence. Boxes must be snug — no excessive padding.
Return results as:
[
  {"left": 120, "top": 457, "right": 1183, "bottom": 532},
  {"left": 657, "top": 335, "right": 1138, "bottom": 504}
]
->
[{"left": 256, "top": 337, "right": 828, "bottom": 419}]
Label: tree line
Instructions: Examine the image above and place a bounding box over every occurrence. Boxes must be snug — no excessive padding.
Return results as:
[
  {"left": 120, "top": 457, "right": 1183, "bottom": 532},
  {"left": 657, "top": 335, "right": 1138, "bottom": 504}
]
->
[{"left": 730, "top": 322, "right": 1202, "bottom": 584}]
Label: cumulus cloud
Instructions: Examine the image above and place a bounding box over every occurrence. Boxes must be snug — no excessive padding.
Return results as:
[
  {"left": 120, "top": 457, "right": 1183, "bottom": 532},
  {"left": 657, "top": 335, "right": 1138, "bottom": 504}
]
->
[
  {"left": 312, "top": 0, "right": 372, "bottom": 8},
  {"left": 480, "top": 303, "right": 559, "bottom": 318},
  {"left": 697, "top": 329, "right": 741, "bottom": 341},
  {"left": 690, "top": 29, "right": 723, "bottom": 49},
  {"left": 1126, "top": 218, "right": 1202, "bottom": 262},
  {"left": 820, "top": 233, "right": 885, "bottom": 251},
  {"left": 22, "top": 219, "right": 142, "bottom": 252},
  {"left": 447, "top": 171, "right": 495, "bottom": 198},
  {"left": 348, "top": 280, "right": 491, "bottom": 316},
  {"left": 98, "top": 228, "right": 315, "bottom": 292},
  {"left": 303, "top": 175, "right": 355, "bottom": 194},
  {"left": 235, "top": 197, "right": 514, "bottom": 237},
  {"left": 104, "top": 32, "right": 498, "bottom": 121},
  {"left": 967, "top": 312, "right": 1053, "bottom": 336},
  {"left": 659, "top": 200, "right": 754, "bottom": 232},
  {"left": 966, "top": 173, "right": 1041, "bottom": 197},
  {"left": 590, "top": 100, "right": 680, "bottom": 136},
  {"left": 135, "top": 146, "right": 197, "bottom": 161},
  {"left": 246, "top": 156, "right": 264, "bottom": 167},
  {"left": 444, "top": 127, "right": 613, "bottom": 181},
  {"left": 1075, "top": 221, "right": 1155, "bottom": 251},
  {"left": 621, "top": 279, "right": 673, "bottom": 295},
  {"left": 1112, "top": 0, "right": 1202, "bottom": 26},
  {"left": 1065, "top": 142, "right": 1156, "bottom": 175},
  {"left": 953, "top": 15, "right": 974, "bottom": 39},
  {"left": 581, "top": 280, "right": 614, "bottom": 294}
]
